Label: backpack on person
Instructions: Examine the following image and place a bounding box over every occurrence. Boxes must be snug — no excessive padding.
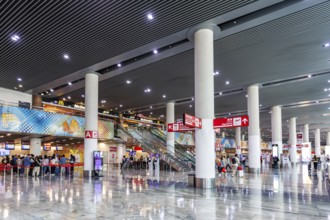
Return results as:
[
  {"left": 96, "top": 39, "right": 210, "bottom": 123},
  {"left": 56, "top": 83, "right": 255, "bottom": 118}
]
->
[{"left": 231, "top": 157, "right": 236, "bottom": 164}]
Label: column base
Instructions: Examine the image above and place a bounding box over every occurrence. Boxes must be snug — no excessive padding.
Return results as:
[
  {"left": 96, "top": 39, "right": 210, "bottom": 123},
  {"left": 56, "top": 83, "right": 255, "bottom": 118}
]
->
[
  {"left": 248, "top": 167, "right": 260, "bottom": 174},
  {"left": 83, "top": 170, "right": 92, "bottom": 177},
  {"left": 195, "top": 177, "right": 215, "bottom": 189}
]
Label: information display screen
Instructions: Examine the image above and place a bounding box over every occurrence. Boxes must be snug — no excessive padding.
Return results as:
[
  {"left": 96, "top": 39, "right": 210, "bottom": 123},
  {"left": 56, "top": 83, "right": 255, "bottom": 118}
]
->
[
  {"left": 93, "top": 151, "right": 103, "bottom": 171},
  {"left": 21, "top": 144, "right": 30, "bottom": 150}
]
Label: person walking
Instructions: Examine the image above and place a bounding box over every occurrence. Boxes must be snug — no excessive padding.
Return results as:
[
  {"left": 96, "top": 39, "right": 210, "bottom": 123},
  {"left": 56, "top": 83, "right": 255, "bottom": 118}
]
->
[
  {"left": 33, "top": 156, "right": 41, "bottom": 177},
  {"left": 231, "top": 154, "right": 240, "bottom": 177}
]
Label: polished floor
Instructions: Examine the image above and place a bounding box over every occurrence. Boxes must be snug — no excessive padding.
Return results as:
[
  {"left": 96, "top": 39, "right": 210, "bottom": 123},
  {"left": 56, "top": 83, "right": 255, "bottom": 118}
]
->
[{"left": 0, "top": 164, "right": 328, "bottom": 219}]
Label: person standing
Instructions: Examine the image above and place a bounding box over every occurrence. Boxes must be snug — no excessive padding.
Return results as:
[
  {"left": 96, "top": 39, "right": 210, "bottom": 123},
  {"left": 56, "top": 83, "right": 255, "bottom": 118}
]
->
[
  {"left": 59, "top": 155, "right": 67, "bottom": 175},
  {"left": 33, "top": 156, "right": 41, "bottom": 177},
  {"left": 69, "top": 154, "right": 75, "bottom": 176},
  {"left": 23, "top": 154, "right": 31, "bottom": 176}
]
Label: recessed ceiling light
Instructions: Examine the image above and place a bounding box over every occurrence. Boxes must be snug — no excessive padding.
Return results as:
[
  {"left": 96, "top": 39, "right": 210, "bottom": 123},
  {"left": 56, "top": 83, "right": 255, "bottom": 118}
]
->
[
  {"left": 153, "top": 49, "right": 158, "bottom": 54},
  {"left": 117, "top": 63, "right": 122, "bottom": 67},
  {"left": 63, "top": 54, "right": 70, "bottom": 60},
  {"left": 316, "top": 101, "right": 319, "bottom": 103},
  {"left": 150, "top": 106, "right": 152, "bottom": 109},
  {"left": 246, "top": 95, "right": 248, "bottom": 98},
  {"left": 119, "top": 104, "right": 123, "bottom": 108},
  {"left": 67, "top": 96, "right": 71, "bottom": 99},
  {"left": 225, "top": 81, "right": 230, "bottom": 85},
  {"left": 11, "top": 35, "right": 20, "bottom": 42},
  {"left": 219, "top": 92, "right": 222, "bottom": 95},
  {"left": 213, "top": 71, "right": 219, "bottom": 76},
  {"left": 0, "top": 136, "right": 4, "bottom": 138},
  {"left": 68, "top": 82, "right": 72, "bottom": 86},
  {"left": 18, "top": 84, "right": 23, "bottom": 88},
  {"left": 50, "top": 89, "right": 54, "bottom": 92},
  {"left": 41, "top": 93, "right": 44, "bottom": 96},
  {"left": 150, "top": 112, "right": 153, "bottom": 115},
  {"left": 228, "top": 113, "right": 231, "bottom": 116},
  {"left": 81, "top": 94, "right": 85, "bottom": 98},
  {"left": 126, "top": 80, "right": 132, "bottom": 84},
  {"left": 323, "top": 43, "right": 330, "bottom": 47},
  {"left": 260, "top": 104, "right": 262, "bottom": 107},
  {"left": 17, "top": 77, "right": 22, "bottom": 81},
  {"left": 160, "top": 115, "right": 164, "bottom": 118},
  {"left": 162, "top": 94, "right": 166, "bottom": 98},
  {"left": 14, "top": 87, "right": 17, "bottom": 90},
  {"left": 189, "top": 105, "right": 192, "bottom": 108},
  {"left": 147, "top": 13, "right": 153, "bottom": 20},
  {"left": 325, "top": 88, "right": 328, "bottom": 92},
  {"left": 101, "top": 100, "right": 106, "bottom": 103},
  {"left": 191, "top": 97, "right": 194, "bottom": 100},
  {"left": 45, "top": 91, "right": 49, "bottom": 94},
  {"left": 307, "top": 74, "right": 312, "bottom": 78},
  {"left": 144, "top": 88, "right": 151, "bottom": 93},
  {"left": 63, "top": 98, "right": 66, "bottom": 101},
  {"left": 115, "top": 108, "right": 118, "bottom": 110},
  {"left": 6, "top": 133, "right": 11, "bottom": 136}
]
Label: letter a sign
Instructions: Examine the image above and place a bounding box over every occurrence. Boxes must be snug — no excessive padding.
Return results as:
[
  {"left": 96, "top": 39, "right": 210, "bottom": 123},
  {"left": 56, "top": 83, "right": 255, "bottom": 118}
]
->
[{"left": 85, "top": 131, "right": 98, "bottom": 139}]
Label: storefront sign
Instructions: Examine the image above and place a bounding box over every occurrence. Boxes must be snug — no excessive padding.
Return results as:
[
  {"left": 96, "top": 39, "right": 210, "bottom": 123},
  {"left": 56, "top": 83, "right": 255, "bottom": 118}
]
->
[
  {"left": 168, "top": 122, "right": 195, "bottom": 132},
  {"left": 110, "top": 147, "right": 117, "bottom": 152},
  {"left": 297, "top": 132, "right": 303, "bottom": 144},
  {"left": 213, "top": 115, "right": 249, "bottom": 128},
  {"left": 85, "top": 131, "right": 98, "bottom": 139},
  {"left": 183, "top": 113, "right": 202, "bottom": 129},
  {"left": 225, "top": 148, "right": 236, "bottom": 154}
]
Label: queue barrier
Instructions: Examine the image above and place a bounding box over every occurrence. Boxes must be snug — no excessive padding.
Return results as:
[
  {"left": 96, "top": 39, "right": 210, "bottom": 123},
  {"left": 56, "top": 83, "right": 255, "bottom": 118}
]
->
[{"left": 0, "top": 163, "right": 84, "bottom": 178}]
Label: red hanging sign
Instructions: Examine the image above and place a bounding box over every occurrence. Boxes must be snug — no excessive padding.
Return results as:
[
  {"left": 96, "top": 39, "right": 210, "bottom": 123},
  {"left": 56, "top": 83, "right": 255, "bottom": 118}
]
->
[
  {"left": 167, "top": 122, "right": 195, "bottom": 132},
  {"left": 213, "top": 115, "right": 249, "bottom": 128},
  {"left": 85, "top": 131, "right": 98, "bottom": 139},
  {"left": 183, "top": 113, "right": 202, "bottom": 129}
]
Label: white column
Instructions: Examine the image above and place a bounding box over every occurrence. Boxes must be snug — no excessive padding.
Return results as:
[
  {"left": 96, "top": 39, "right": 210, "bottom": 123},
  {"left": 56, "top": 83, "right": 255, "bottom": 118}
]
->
[
  {"left": 235, "top": 127, "right": 241, "bottom": 155},
  {"left": 315, "top": 128, "right": 321, "bottom": 156},
  {"left": 30, "top": 138, "right": 41, "bottom": 155},
  {"left": 248, "top": 85, "right": 261, "bottom": 173},
  {"left": 116, "top": 144, "right": 126, "bottom": 163},
  {"left": 84, "top": 73, "right": 99, "bottom": 176},
  {"left": 194, "top": 27, "right": 216, "bottom": 188},
  {"left": 271, "top": 106, "right": 282, "bottom": 157},
  {"left": 326, "top": 132, "right": 330, "bottom": 146},
  {"left": 166, "top": 101, "right": 175, "bottom": 154},
  {"left": 289, "top": 117, "right": 297, "bottom": 163},
  {"left": 303, "top": 124, "right": 309, "bottom": 143}
]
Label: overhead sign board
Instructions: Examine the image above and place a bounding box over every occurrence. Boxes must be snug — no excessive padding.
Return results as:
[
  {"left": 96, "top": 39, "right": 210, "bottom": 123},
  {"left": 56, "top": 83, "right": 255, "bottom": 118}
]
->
[
  {"left": 85, "top": 131, "right": 98, "bottom": 139},
  {"left": 213, "top": 115, "right": 249, "bottom": 128},
  {"left": 168, "top": 122, "right": 195, "bottom": 132},
  {"left": 297, "top": 132, "right": 303, "bottom": 144},
  {"left": 183, "top": 113, "right": 202, "bottom": 129}
]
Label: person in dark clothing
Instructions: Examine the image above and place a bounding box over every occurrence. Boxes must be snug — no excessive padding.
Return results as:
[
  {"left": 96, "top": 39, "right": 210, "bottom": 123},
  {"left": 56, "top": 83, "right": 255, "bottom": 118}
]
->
[{"left": 69, "top": 154, "right": 75, "bottom": 175}]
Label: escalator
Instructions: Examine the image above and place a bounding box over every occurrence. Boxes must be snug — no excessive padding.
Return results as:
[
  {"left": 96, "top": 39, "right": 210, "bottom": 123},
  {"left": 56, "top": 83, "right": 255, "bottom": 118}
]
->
[{"left": 117, "top": 125, "right": 193, "bottom": 172}]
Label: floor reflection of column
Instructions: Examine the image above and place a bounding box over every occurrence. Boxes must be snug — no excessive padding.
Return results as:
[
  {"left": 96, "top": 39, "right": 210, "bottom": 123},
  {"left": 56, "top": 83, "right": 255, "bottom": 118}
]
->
[
  {"left": 195, "top": 189, "right": 216, "bottom": 220},
  {"left": 250, "top": 174, "right": 262, "bottom": 218}
]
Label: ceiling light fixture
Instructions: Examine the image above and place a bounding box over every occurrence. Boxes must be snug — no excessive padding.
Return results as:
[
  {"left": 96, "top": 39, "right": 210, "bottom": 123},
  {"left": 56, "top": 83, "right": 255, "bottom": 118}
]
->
[
  {"left": 150, "top": 106, "right": 152, "bottom": 109},
  {"left": 323, "top": 43, "right": 330, "bottom": 47},
  {"left": 162, "top": 94, "right": 166, "bottom": 98},
  {"left": 63, "top": 54, "right": 70, "bottom": 60},
  {"left": 11, "top": 35, "right": 20, "bottom": 42},
  {"left": 191, "top": 97, "right": 194, "bottom": 100},
  {"left": 325, "top": 88, "right": 328, "bottom": 92},
  {"left": 189, "top": 105, "right": 192, "bottom": 108},
  {"left": 50, "top": 89, "right": 54, "bottom": 92},
  {"left": 213, "top": 71, "right": 219, "bottom": 76},
  {"left": 225, "top": 81, "right": 230, "bottom": 85},
  {"left": 144, "top": 88, "right": 151, "bottom": 93},
  {"left": 119, "top": 104, "right": 123, "bottom": 108},
  {"left": 147, "top": 13, "right": 153, "bottom": 20},
  {"left": 17, "top": 77, "right": 22, "bottom": 81},
  {"left": 117, "top": 63, "right": 122, "bottom": 67},
  {"left": 18, "top": 84, "right": 23, "bottom": 88},
  {"left": 153, "top": 49, "right": 158, "bottom": 54},
  {"left": 68, "top": 82, "right": 72, "bottom": 86},
  {"left": 14, "top": 87, "right": 17, "bottom": 90},
  {"left": 67, "top": 96, "right": 71, "bottom": 99},
  {"left": 219, "top": 92, "right": 222, "bottom": 95},
  {"left": 126, "top": 80, "right": 131, "bottom": 84},
  {"left": 81, "top": 94, "right": 84, "bottom": 98},
  {"left": 101, "top": 100, "right": 106, "bottom": 103},
  {"left": 63, "top": 98, "right": 66, "bottom": 101},
  {"left": 307, "top": 74, "right": 312, "bottom": 78}
]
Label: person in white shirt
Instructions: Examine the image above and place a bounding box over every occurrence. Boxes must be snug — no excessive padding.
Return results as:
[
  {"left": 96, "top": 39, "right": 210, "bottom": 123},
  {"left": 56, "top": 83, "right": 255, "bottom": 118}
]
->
[{"left": 231, "top": 154, "right": 240, "bottom": 177}]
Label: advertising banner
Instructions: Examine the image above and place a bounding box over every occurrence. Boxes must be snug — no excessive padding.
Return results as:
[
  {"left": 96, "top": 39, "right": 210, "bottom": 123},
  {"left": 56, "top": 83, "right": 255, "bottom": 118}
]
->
[
  {"left": 297, "top": 132, "right": 303, "bottom": 144},
  {"left": 0, "top": 106, "right": 114, "bottom": 139},
  {"left": 175, "top": 133, "right": 195, "bottom": 146},
  {"left": 213, "top": 115, "right": 249, "bottom": 128}
]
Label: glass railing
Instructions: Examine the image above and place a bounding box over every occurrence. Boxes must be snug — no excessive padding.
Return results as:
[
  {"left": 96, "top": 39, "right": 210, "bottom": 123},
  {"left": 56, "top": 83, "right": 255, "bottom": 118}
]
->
[{"left": 149, "top": 128, "right": 196, "bottom": 165}]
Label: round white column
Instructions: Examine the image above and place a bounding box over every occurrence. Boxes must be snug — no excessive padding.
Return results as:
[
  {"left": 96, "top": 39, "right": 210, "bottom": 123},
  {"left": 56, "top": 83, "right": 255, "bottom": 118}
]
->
[
  {"left": 116, "top": 144, "right": 125, "bottom": 164},
  {"left": 303, "top": 124, "right": 309, "bottom": 143},
  {"left": 235, "top": 127, "right": 241, "bottom": 155},
  {"left": 193, "top": 27, "right": 216, "bottom": 188},
  {"left": 289, "top": 117, "right": 297, "bottom": 163},
  {"left": 84, "top": 73, "right": 99, "bottom": 176},
  {"left": 166, "top": 101, "right": 175, "bottom": 154},
  {"left": 271, "top": 106, "right": 282, "bottom": 157},
  {"left": 315, "top": 128, "right": 321, "bottom": 156},
  {"left": 30, "top": 138, "right": 41, "bottom": 156},
  {"left": 326, "top": 132, "right": 330, "bottom": 146},
  {"left": 247, "top": 85, "right": 261, "bottom": 173}
]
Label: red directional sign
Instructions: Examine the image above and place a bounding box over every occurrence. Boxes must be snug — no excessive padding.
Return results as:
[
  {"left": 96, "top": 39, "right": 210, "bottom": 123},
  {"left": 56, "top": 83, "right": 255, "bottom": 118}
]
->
[
  {"left": 167, "top": 122, "right": 195, "bottom": 132},
  {"left": 183, "top": 113, "right": 202, "bottom": 129},
  {"left": 213, "top": 115, "right": 249, "bottom": 128}
]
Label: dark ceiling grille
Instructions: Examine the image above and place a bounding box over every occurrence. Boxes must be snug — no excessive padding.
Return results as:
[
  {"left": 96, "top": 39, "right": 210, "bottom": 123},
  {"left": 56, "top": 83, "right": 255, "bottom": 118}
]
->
[{"left": 0, "top": 0, "right": 255, "bottom": 92}]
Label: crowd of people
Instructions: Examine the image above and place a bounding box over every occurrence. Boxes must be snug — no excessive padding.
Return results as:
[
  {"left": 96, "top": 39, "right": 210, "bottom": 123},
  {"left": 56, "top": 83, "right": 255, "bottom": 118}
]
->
[
  {"left": 215, "top": 154, "right": 247, "bottom": 177},
  {"left": 1, "top": 154, "right": 76, "bottom": 177}
]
